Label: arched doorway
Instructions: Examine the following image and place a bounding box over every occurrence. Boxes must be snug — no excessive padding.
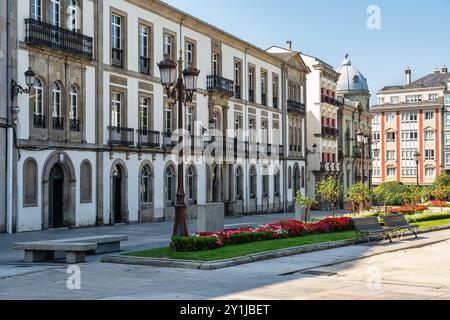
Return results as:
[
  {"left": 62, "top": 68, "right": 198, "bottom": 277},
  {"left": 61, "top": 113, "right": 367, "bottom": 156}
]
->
[
  {"left": 49, "top": 164, "right": 64, "bottom": 228},
  {"left": 293, "top": 165, "right": 300, "bottom": 199},
  {"left": 112, "top": 165, "right": 123, "bottom": 223}
]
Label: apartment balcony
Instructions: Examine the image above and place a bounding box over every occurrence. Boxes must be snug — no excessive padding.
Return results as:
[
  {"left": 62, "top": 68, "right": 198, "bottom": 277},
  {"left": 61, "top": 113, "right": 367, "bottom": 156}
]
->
[
  {"left": 287, "top": 100, "right": 306, "bottom": 114},
  {"left": 139, "top": 56, "right": 151, "bottom": 75},
  {"left": 321, "top": 95, "right": 342, "bottom": 107},
  {"left": 25, "top": 18, "right": 93, "bottom": 60},
  {"left": 52, "top": 117, "right": 64, "bottom": 130},
  {"left": 234, "top": 85, "right": 241, "bottom": 99},
  {"left": 33, "top": 114, "right": 46, "bottom": 129},
  {"left": 321, "top": 126, "right": 339, "bottom": 138},
  {"left": 207, "top": 75, "right": 234, "bottom": 97},
  {"left": 261, "top": 93, "right": 267, "bottom": 106},
  {"left": 70, "top": 119, "right": 80, "bottom": 132},
  {"left": 249, "top": 89, "right": 255, "bottom": 103},
  {"left": 319, "top": 162, "right": 341, "bottom": 173},
  {"left": 112, "top": 48, "right": 124, "bottom": 68},
  {"left": 137, "top": 130, "right": 160, "bottom": 148},
  {"left": 108, "top": 126, "right": 134, "bottom": 147}
]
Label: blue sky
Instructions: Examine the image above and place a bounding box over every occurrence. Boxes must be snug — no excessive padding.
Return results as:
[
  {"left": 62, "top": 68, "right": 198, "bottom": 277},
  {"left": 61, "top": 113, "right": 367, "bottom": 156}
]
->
[{"left": 164, "top": 0, "right": 450, "bottom": 103}]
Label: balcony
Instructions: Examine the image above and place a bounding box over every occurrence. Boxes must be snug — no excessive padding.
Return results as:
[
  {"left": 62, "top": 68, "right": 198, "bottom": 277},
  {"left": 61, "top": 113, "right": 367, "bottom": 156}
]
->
[
  {"left": 162, "top": 132, "right": 177, "bottom": 149},
  {"left": 321, "top": 95, "right": 342, "bottom": 107},
  {"left": 137, "top": 130, "right": 160, "bottom": 148},
  {"left": 25, "top": 18, "right": 93, "bottom": 60},
  {"left": 108, "top": 127, "right": 134, "bottom": 147},
  {"left": 70, "top": 119, "right": 80, "bottom": 132},
  {"left": 249, "top": 89, "right": 255, "bottom": 103},
  {"left": 112, "top": 48, "right": 123, "bottom": 68},
  {"left": 287, "top": 100, "right": 306, "bottom": 114},
  {"left": 207, "top": 75, "right": 234, "bottom": 97},
  {"left": 234, "top": 85, "right": 241, "bottom": 99},
  {"left": 52, "top": 117, "right": 64, "bottom": 130},
  {"left": 319, "top": 162, "right": 341, "bottom": 173},
  {"left": 321, "top": 126, "right": 339, "bottom": 138},
  {"left": 261, "top": 93, "right": 267, "bottom": 106},
  {"left": 139, "top": 56, "right": 150, "bottom": 75},
  {"left": 33, "top": 114, "right": 46, "bottom": 129}
]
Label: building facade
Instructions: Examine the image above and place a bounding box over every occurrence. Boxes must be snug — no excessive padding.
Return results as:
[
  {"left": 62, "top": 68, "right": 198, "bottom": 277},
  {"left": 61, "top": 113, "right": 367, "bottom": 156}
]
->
[
  {"left": 335, "top": 54, "right": 372, "bottom": 199},
  {"left": 0, "top": 0, "right": 8, "bottom": 232},
  {"left": 2, "top": 0, "right": 308, "bottom": 232},
  {"left": 299, "top": 53, "right": 342, "bottom": 208},
  {"left": 371, "top": 66, "right": 449, "bottom": 186}
]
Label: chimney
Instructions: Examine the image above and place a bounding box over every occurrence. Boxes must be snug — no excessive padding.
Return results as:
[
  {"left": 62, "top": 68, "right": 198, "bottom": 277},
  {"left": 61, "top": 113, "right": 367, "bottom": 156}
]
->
[
  {"left": 405, "top": 67, "right": 411, "bottom": 85},
  {"left": 442, "top": 65, "right": 448, "bottom": 74},
  {"left": 286, "top": 41, "right": 292, "bottom": 51},
  {"left": 434, "top": 68, "right": 440, "bottom": 74}
]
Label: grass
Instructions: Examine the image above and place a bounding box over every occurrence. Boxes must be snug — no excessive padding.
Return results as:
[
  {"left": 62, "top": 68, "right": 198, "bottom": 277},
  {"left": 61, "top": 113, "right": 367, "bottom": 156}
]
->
[
  {"left": 123, "top": 218, "right": 450, "bottom": 262},
  {"left": 123, "top": 231, "right": 357, "bottom": 261}
]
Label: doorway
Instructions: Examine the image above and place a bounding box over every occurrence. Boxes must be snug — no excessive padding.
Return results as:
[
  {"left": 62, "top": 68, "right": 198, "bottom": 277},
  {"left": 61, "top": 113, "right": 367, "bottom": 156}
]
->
[
  {"left": 112, "top": 165, "right": 123, "bottom": 223},
  {"left": 49, "top": 164, "right": 64, "bottom": 228}
]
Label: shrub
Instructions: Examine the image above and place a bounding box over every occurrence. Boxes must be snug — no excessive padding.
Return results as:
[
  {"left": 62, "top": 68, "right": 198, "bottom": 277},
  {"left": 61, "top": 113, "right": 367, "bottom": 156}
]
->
[
  {"left": 406, "top": 212, "right": 450, "bottom": 223},
  {"left": 347, "top": 183, "right": 371, "bottom": 213},
  {"left": 387, "top": 205, "right": 428, "bottom": 215},
  {"left": 373, "top": 182, "right": 410, "bottom": 207}
]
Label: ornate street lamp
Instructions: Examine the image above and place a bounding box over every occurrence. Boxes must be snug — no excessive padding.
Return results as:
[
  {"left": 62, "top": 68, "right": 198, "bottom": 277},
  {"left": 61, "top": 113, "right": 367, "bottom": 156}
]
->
[
  {"left": 414, "top": 151, "right": 421, "bottom": 187},
  {"left": 11, "top": 67, "right": 36, "bottom": 102},
  {"left": 158, "top": 53, "right": 200, "bottom": 239}
]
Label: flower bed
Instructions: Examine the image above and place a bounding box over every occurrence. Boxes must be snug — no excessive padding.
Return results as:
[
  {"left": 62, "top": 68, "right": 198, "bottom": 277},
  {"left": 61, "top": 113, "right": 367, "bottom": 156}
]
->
[
  {"left": 171, "top": 217, "right": 354, "bottom": 252},
  {"left": 429, "top": 200, "right": 450, "bottom": 208},
  {"left": 387, "top": 205, "right": 428, "bottom": 215}
]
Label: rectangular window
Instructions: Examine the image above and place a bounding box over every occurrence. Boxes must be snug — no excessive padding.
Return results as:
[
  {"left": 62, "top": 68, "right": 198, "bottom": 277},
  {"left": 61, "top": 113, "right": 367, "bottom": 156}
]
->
[
  {"left": 164, "top": 34, "right": 174, "bottom": 59},
  {"left": 377, "top": 97, "right": 385, "bottom": 105},
  {"left": 386, "top": 150, "right": 396, "bottom": 161},
  {"left": 112, "top": 15, "right": 121, "bottom": 49},
  {"left": 212, "top": 53, "right": 219, "bottom": 76},
  {"left": 164, "top": 102, "right": 172, "bottom": 133},
  {"left": 248, "top": 66, "right": 255, "bottom": 102},
  {"left": 446, "top": 153, "right": 450, "bottom": 166},
  {"left": 185, "top": 41, "right": 194, "bottom": 67},
  {"left": 425, "top": 149, "right": 435, "bottom": 160},
  {"left": 387, "top": 168, "right": 396, "bottom": 176},
  {"left": 425, "top": 168, "right": 435, "bottom": 177},
  {"left": 386, "top": 132, "right": 396, "bottom": 142},
  {"left": 111, "top": 92, "right": 121, "bottom": 127},
  {"left": 429, "top": 94, "right": 438, "bottom": 102},
  {"left": 31, "top": 0, "right": 42, "bottom": 21},
  {"left": 424, "top": 130, "right": 435, "bottom": 141},
  {"left": 139, "top": 24, "right": 150, "bottom": 74},
  {"left": 445, "top": 114, "right": 450, "bottom": 127},
  {"left": 425, "top": 111, "right": 435, "bottom": 120},
  {"left": 390, "top": 96, "right": 400, "bottom": 104},
  {"left": 386, "top": 112, "right": 396, "bottom": 123},
  {"left": 446, "top": 133, "right": 450, "bottom": 147},
  {"left": 139, "top": 97, "right": 150, "bottom": 131},
  {"left": 50, "top": 0, "right": 60, "bottom": 26},
  {"left": 406, "top": 95, "right": 422, "bottom": 103},
  {"left": 186, "top": 107, "right": 193, "bottom": 134}
]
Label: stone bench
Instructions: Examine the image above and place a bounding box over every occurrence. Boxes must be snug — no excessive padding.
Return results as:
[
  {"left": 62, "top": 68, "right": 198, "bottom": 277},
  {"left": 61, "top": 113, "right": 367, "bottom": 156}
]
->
[
  {"left": 13, "top": 242, "right": 97, "bottom": 264},
  {"left": 13, "top": 235, "right": 128, "bottom": 264}
]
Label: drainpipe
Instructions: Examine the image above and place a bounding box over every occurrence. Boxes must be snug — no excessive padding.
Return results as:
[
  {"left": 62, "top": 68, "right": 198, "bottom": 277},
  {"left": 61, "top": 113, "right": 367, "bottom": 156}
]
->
[
  {"left": 281, "top": 63, "right": 288, "bottom": 213},
  {"left": 244, "top": 46, "right": 249, "bottom": 214},
  {"left": 6, "top": 0, "right": 13, "bottom": 233}
]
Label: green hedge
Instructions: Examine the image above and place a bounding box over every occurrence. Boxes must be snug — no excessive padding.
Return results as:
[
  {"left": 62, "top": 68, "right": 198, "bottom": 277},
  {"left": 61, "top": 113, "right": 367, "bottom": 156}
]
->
[{"left": 406, "top": 212, "right": 450, "bottom": 223}]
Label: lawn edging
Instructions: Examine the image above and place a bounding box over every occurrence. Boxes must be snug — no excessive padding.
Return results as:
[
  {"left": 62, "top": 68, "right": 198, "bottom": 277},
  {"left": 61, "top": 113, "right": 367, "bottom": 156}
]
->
[{"left": 101, "top": 224, "right": 450, "bottom": 270}]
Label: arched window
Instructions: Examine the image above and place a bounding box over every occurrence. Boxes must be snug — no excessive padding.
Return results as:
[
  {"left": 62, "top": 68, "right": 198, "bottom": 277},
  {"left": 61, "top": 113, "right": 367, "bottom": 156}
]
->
[
  {"left": 235, "top": 166, "right": 242, "bottom": 200},
  {"left": 52, "top": 82, "right": 63, "bottom": 130},
  {"left": 80, "top": 161, "right": 92, "bottom": 203},
  {"left": 165, "top": 166, "right": 175, "bottom": 206},
  {"left": 32, "top": 78, "right": 44, "bottom": 128},
  {"left": 140, "top": 164, "right": 153, "bottom": 207},
  {"left": 68, "top": 0, "right": 79, "bottom": 32},
  {"left": 31, "top": 0, "right": 42, "bottom": 21},
  {"left": 186, "top": 166, "right": 196, "bottom": 204},
  {"left": 23, "top": 158, "right": 38, "bottom": 207},
  {"left": 249, "top": 166, "right": 257, "bottom": 199}
]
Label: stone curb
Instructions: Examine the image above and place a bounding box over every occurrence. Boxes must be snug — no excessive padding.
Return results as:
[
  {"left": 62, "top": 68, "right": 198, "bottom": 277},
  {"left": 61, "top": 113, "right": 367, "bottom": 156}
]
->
[{"left": 101, "top": 225, "right": 450, "bottom": 270}]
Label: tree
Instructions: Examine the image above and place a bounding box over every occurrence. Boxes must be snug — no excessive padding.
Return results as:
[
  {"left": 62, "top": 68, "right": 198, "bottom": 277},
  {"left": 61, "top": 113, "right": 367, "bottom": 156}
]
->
[
  {"left": 407, "top": 186, "right": 423, "bottom": 206},
  {"left": 316, "top": 176, "right": 343, "bottom": 217},
  {"left": 295, "top": 191, "right": 317, "bottom": 222},
  {"left": 434, "top": 173, "right": 450, "bottom": 189},
  {"left": 431, "top": 187, "right": 450, "bottom": 212},
  {"left": 347, "top": 183, "right": 371, "bottom": 213},
  {"left": 373, "top": 182, "right": 410, "bottom": 212}
]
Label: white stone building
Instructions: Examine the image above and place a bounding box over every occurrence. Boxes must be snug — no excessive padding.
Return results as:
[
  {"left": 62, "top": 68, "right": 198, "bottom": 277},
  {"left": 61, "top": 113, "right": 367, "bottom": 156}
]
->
[{"left": 2, "top": 0, "right": 308, "bottom": 232}]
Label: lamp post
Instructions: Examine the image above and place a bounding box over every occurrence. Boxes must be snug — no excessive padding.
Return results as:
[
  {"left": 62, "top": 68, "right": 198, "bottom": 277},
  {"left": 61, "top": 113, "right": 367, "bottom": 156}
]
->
[
  {"left": 356, "top": 130, "right": 368, "bottom": 184},
  {"left": 158, "top": 53, "right": 200, "bottom": 238},
  {"left": 414, "top": 151, "right": 421, "bottom": 187},
  {"left": 11, "top": 67, "right": 36, "bottom": 103}
]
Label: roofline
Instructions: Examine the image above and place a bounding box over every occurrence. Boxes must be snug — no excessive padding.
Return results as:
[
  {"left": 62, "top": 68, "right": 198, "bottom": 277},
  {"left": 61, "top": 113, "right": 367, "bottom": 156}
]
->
[{"left": 377, "top": 85, "right": 447, "bottom": 95}]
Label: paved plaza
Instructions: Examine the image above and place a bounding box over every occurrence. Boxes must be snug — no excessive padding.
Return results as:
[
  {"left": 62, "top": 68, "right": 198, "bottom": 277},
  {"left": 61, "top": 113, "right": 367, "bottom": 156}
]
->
[{"left": 1, "top": 212, "right": 450, "bottom": 300}]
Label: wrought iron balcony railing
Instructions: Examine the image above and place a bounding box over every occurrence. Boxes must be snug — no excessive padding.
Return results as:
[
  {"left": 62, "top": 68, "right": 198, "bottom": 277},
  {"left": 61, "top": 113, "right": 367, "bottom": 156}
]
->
[
  {"left": 70, "top": 119, "right": 80, "bottom": 132},
  {"left": 108, "top": 126, "right": 134, "bottom": 146},
  {"left": 137, "top": 129, "right": 160, "bottom": 148},
  {"left": 162, "top": 132, "right": 177, "bottom": 149},
  {"left": 321, "top": 126, "right": 339, "bottom": 138},
  {"left": 287, "top": 100, "right": 306, "bottom": 114},
  {"left": 112, "top": 48, "right": 123, "bottom": 68},
  {"left": 52, "top": 117, "right": 64, "bottom": 130},
  {"left": 33, "top": 114, "right": 46, "bottom": 129},
  {"left": 25, "top": 18, "right": 93, "bottom": 60},
  {"left": 207, "top": 75, "right": 234, "bottom": 97}
]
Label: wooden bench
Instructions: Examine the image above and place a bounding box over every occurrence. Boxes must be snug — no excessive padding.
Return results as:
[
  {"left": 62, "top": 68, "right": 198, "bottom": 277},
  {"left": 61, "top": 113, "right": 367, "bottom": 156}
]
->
[
  {"left": 382, "top": 215, "right": 419, "bottom": 239},
  {"left": 353, "top": 217, "right": 395, "bottom": 243},
  {"left": 13, "top": 235, "right": 128, "bottom": 264},
  {"left": 13, "top": 242, "right": 97, "bottom": 264}
]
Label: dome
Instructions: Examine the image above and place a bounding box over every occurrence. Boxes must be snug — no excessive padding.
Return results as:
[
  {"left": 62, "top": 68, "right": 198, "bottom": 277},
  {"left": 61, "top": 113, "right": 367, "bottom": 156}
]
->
[{"left": 336, "top": 54, "right": 369, "bottom": 93}]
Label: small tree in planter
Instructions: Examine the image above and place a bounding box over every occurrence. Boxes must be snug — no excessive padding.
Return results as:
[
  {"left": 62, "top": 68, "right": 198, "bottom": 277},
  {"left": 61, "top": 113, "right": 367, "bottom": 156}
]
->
[
  {"left": 347, "top": 183, "right": 371, "bottom": 214},
  {"left": 295, "top": 191, "right": 317, "bottom": 222},
  {"left": 316, "top": 176, "right": 344, "bottom": 217}
]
